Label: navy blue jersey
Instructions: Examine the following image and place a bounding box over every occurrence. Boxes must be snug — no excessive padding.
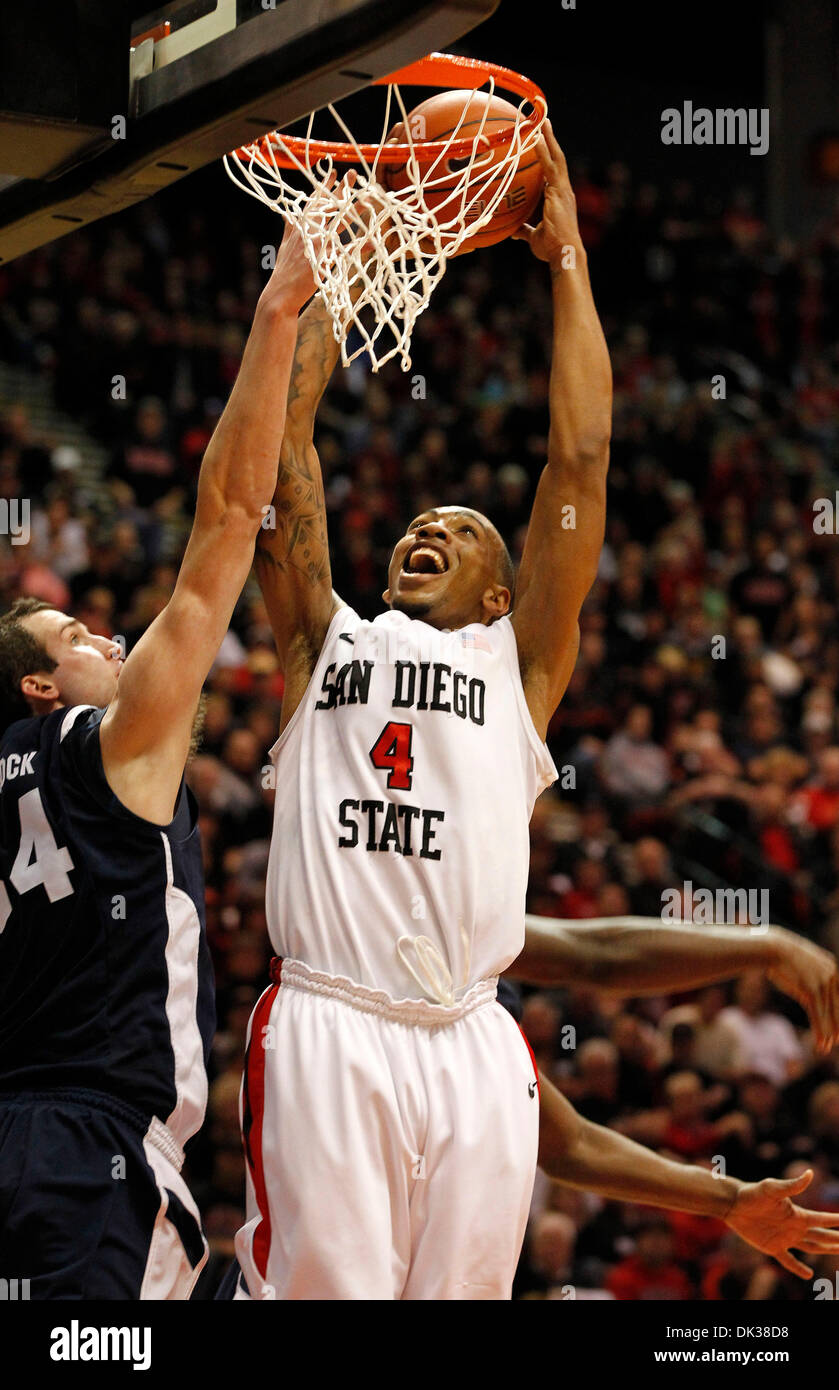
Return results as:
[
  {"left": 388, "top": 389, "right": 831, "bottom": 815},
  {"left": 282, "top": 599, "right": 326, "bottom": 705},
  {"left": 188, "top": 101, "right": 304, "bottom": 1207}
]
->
[
  {"left": 0, "top": 704, "right": 214, "bottom": 1147},
  {"left": 497, "top": 975, "right": 523, "bottom": 1022}
]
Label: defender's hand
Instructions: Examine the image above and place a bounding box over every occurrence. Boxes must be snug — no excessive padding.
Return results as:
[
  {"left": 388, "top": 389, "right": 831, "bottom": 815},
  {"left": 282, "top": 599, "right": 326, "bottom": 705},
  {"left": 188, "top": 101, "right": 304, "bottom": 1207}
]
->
[
  {"left": 513, "top": 119, "right": 581, "bottom": 267},
  {"left": 262, "top": 219, "right": 318, "bottom": 313},
  {"left": 724, "top": 1169, "right": 839, "bottom": 1279},
  {"left": 766, "top": 928, "right": 839, "bottom": 1054},
  {"left": 261, "top": 172, "right": 354, "bottom": 312}
]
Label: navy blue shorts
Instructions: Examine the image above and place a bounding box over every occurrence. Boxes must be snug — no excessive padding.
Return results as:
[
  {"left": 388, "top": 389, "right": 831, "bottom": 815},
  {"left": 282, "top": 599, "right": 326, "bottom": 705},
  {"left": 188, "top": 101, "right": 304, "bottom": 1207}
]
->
[{"left": 0, "top": 1088, "right": 205, "bottom": 1299}]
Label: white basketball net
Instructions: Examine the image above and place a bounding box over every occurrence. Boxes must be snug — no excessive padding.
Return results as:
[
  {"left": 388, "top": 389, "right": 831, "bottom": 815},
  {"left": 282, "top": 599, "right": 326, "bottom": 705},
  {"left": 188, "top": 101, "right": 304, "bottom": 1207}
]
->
[{"left": 224, "top": 78, "right": 545, "bottom": 372}]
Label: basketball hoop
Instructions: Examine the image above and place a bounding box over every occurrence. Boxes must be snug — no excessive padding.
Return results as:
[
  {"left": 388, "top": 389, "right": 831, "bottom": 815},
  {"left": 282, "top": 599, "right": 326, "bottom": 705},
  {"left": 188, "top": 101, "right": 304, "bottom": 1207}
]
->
[{"left": 223, "top": 53, "right": 548, "bottom": 372}]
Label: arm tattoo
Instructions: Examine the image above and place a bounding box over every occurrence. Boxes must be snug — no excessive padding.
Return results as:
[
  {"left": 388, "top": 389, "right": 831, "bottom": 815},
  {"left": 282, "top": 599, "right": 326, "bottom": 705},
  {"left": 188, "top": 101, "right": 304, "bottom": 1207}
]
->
[
  {"left": 255, "top": 446, "right": 329, "bottom": 587},
  {"left": 255, "top": 298, "right": 338, "bottom": 588},
  {"left": 286, "top": 306, "right": 336, "bottom": 418}
]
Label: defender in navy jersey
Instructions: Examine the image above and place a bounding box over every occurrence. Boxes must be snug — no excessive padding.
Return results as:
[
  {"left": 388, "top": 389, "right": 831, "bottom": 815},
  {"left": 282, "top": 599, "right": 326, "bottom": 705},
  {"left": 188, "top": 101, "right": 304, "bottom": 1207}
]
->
[
  {"left": 0, "top": 219, "right": 319, "bottom": 1298},
  {"left": 0, "top": 695, "right": 213, "bottom": 1297},
  {"left": 0, "top": 703, "right": 212, "bottom": 1122}
]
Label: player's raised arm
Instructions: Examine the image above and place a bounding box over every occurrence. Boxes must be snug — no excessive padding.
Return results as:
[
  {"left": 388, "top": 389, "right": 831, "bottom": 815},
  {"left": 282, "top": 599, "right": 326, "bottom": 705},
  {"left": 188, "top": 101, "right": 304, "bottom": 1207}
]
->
[
  {"left": 98, "top": 223, "right": 317, "bottom": 824},
  {"left": 510, "top": 122, "right": 612, "bottom": 739},
  {"left": 253, "top": 188, "right": 386, "bottom": 723},
  {"left": 252, "top": 291, "right": 341, "bottom": 714},
  {"left": 512, "top": 915, "right": 839, "bottom": 1053}
]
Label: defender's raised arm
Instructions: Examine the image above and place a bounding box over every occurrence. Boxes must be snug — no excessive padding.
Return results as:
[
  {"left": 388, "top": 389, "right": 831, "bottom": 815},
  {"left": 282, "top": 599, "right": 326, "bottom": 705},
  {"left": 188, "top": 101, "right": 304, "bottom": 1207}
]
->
[
  {"left": 511, "top": 122, "right": 612, "bottom": 739},
  {"left": 98, "top": 225, "right": 317, "bottom": 823}
]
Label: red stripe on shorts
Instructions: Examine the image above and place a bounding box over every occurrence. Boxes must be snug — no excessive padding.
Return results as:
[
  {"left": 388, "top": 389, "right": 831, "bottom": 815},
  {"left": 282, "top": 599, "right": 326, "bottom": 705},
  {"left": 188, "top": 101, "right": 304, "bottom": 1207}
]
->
[
  {"left": 242, "top": 963, "right": 282, "bottom": 1282},
  {"left": 518, "top": 1023, "right": 541, "bottom": 1098}
]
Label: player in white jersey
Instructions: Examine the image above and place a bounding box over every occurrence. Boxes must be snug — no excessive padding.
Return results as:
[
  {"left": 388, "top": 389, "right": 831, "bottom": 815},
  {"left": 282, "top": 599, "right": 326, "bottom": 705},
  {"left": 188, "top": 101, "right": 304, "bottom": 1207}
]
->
[
  {"left": 232, "top": 126, "right": 839, "bottom": 1299},
  {"left": 265, "top": 607, "right": 553, "bottom": 996}
]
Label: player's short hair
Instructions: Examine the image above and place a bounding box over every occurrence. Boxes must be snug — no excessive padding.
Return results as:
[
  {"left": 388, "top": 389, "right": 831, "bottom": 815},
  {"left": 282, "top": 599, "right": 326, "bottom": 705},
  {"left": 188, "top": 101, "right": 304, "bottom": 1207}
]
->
[
  {"left": 497, "top": 538, "right": 516, "bottom": 603},
  {"left": 0, "top": 598, "right": 58, "bottom": 732}
]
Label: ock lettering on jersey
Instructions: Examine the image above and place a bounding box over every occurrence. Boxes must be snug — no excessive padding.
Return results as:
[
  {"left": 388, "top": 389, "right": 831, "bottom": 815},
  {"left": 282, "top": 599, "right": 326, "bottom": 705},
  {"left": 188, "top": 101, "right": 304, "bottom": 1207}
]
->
[
  {"left": 315, "top": 651, "right": 487, "bottom": 862},
  {"left": 0, "top": 751, "right": 36, "bottom": 790}
]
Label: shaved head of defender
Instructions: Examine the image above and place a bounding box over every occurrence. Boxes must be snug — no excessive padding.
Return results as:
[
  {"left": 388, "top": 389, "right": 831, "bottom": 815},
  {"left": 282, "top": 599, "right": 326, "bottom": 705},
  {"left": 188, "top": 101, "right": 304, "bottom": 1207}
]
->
[{"left": 384, "top": 507, "right": 516, "bottom": 627}]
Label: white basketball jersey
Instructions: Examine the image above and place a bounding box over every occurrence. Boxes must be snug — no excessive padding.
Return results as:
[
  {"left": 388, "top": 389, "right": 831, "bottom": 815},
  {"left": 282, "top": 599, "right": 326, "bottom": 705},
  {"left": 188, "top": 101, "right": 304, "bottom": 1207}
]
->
[{"left": 265, "top": 606, "right": 557, "bottom": 1002}]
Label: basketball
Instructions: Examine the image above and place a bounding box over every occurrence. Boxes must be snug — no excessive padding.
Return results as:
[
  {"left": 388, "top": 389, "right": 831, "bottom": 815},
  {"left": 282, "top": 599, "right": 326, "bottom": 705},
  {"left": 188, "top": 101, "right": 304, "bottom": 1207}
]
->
[{"left": 383, "top": 90, "right": 544, "bottom": 256}]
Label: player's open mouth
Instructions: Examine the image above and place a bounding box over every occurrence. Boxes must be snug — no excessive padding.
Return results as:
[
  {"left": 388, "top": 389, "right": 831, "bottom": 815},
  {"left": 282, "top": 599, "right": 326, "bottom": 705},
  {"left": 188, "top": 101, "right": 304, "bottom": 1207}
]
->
[{"left": 401, "top": 544, "right": 449, "bottom": 576}]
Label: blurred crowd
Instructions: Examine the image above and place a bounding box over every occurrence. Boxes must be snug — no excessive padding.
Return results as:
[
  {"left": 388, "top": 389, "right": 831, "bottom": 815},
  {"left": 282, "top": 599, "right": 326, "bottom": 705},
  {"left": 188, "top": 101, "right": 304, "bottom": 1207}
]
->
[{"left": 2, "top": 159, "right": 839, "bottom": 1298}]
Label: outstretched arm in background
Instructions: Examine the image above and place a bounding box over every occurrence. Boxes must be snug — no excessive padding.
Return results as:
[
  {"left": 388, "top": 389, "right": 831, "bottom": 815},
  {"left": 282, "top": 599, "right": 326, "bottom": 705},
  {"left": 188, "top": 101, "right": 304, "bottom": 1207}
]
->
[
  {"left": 511, "top": 917, "right": 839, "bottom": 1045},
  {"left": 99, "top": 224, "right": 316, "bottom": 824},
  {"left": 512, "top": 914, "right": 839, "bottom": 1053},
  {"left": 511, "top": 121, "right": 613, "bottom": 739},
  {"left": 538, "top": 1072, "right": 839, "bottom": 1280}
]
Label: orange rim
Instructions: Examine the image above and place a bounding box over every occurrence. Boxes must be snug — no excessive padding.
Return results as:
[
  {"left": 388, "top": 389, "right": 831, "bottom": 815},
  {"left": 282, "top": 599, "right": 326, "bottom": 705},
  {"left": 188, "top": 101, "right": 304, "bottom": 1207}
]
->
[{"left": 232, "top": 52, "right": 547, "bottom": 170}]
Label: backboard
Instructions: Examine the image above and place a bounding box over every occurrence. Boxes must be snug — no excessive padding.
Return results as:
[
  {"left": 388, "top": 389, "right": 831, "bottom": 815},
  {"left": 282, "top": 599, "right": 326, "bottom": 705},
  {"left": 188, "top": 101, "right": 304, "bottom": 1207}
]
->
[{"left": 0, "top": 0, "right": 500, "bottom": 263}]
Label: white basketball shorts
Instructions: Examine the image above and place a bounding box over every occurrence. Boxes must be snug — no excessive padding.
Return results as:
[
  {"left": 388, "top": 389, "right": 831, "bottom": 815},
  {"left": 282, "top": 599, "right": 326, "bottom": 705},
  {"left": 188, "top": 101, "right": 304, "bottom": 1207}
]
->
[{"left": 233, "top": 957, "right": 539, "bottom": 1300}]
